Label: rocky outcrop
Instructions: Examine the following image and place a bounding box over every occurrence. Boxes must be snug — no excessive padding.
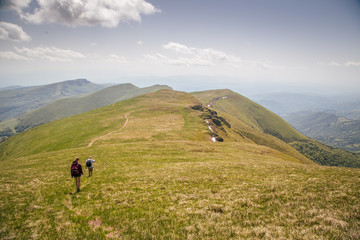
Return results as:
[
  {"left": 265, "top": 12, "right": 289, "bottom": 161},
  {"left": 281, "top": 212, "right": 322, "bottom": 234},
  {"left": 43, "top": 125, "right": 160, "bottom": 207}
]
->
[{"left": 191, "top": 105, "right": 231, "bottom": 142}]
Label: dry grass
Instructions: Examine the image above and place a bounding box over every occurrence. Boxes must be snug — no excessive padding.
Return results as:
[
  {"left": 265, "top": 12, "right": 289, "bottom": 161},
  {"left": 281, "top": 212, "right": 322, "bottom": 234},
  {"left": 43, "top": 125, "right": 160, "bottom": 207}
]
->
[{"left": 0, "top": 141, "right": 359, "bottom": 239}]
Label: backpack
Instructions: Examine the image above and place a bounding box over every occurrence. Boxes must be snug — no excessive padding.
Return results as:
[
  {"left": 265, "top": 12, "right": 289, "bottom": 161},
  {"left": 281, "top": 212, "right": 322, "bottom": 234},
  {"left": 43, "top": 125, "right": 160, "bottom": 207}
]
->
[
  {"left": 71, "top": 163, "right": 79, "bottom": 176},
  {"left": 86, "top": 160, "right": 92, "bottom": 167}
]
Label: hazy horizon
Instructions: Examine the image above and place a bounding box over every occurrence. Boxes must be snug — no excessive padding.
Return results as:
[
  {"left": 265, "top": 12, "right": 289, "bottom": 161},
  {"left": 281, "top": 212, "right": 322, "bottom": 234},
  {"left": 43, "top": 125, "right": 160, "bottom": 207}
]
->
[
  {"left": 2, "top": 77, "right": 360, "bottom": 99},
  {"left": 1, "top": 0, "right": 359, "bottom": 95}
]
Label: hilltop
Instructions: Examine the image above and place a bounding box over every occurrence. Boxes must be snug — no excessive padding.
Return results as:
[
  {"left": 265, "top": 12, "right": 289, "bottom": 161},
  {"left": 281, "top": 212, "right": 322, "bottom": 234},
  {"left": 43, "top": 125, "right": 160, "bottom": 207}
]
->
[{"left": 0, "top": 89, "right": 359, "bottom": 239}]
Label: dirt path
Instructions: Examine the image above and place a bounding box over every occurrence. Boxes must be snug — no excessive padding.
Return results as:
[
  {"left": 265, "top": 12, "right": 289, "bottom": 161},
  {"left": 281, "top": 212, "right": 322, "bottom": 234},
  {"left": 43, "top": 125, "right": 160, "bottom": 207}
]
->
[{"left": 87, "top": 113, "right": 129, "bottom": 147}]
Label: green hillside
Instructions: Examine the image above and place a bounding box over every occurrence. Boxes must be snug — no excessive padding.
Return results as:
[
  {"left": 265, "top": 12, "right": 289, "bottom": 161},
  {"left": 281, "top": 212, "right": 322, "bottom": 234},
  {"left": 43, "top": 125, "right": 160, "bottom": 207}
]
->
[
  {"left": 192, "top": 89, "right": 360, "bottom": 168},
  {"left": 0, "top": 90, "right": 202, "bottom": 160},
  {"left": 15, "top": 84, "right": 171, "bottom": 133},
  {"left": 290, "top": 140, "right": 360, "bottom": 168},
  {"left": 0, "top": 89, "right": 310, "bottom": 165},
  {"left": 287, "top": 111, "right": 360, "bottom": 153},
  {"left": 192, "top": 89, "right": 307, "bottom": 143},
  {"left": 0, "top": 89, "right": 359, "bottom": 239}
]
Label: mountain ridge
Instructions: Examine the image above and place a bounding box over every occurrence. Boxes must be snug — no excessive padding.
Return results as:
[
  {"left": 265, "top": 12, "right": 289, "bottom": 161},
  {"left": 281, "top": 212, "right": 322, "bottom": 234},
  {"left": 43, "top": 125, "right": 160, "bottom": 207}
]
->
[
  {"left": 1, "top": 87, "right": 359, "bottom": 168},
  {"left": 14, "top": 84, "right": 172, "bottom": 132},
  {"left": 0, "top": 89, "right": 311, "bottom": 165},
  {"left": 0, "top": 78, "right": 104, "bottom": 121}
]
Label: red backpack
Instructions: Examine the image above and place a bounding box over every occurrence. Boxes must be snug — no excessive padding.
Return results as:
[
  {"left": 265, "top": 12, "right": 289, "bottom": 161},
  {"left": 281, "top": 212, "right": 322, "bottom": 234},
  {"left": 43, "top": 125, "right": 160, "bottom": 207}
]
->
[{"left": 71, "top": 163, "right": 79, "bottom": 176}]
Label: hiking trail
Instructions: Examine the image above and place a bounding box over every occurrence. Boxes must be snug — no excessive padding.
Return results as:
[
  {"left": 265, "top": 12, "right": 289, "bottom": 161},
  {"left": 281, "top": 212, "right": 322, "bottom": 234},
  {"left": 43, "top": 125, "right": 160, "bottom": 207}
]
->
[{"left": 87, "top": 113, "right": 129, "bottom": 147}]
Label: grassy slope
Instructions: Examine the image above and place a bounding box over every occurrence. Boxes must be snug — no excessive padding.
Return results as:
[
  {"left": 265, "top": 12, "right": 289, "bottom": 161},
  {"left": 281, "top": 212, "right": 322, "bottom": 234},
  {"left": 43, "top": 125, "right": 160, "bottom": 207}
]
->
[
  {"left": 0, "top": 90, "right": 359, "bottom": 239},
  {"left": 287, "top": 111, "right": 360, "bottom": 153},
  {"left": 217, "top": 111, "right": 313, "bottom": 165},
  {"left": 0, "top": 90, "right": 204, "bottom": 161},
  {"left": 0, "top": 142, "right": 359, "bottom": 239},
  {"left": 192, "top": 89, "right": 307, "bottom": 143},
  {"left": 290, "top": 141, "right": 360, "bottom": 168},
  {"left": 15, "top": 84, "right": 171, "bottom": 132},
  {"left": 192, "top": 89, "right": 360, "bottom": 168}
]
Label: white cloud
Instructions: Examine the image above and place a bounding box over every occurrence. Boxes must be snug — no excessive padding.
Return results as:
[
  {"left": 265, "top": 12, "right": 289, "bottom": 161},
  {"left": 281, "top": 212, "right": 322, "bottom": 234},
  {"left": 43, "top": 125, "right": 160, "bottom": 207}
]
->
[
  {"left": 318, "top": 61, "right": 360, "bottom": 67},
  {"left": 0, "top": 46, "right": 131, "bottom": 65},
  {"left": 318, "top": 61, "right": 342, "bottom": 67},
  {"left": 106, "top": 54, "right": 128, "bottom": 64},
  {"left": 144, "top": 53, "right": 213, "bottom": 66},
  {"left": 0, "top": 21, "right": 31, "bottom": 42},
  {"left": 10, "top": 0, "right": 160, "bottom": 28},
  {"left": 145, "top": 42, "right": 273, "bottom": 70},
  {"left": 345, "top": 61, "right": 360, "bottom": 67},
  {"left": 0, "top": 50, "right": 31, "bottom": 61},
  {"left": 162, "top": 42, "right": 242, "bottom": 64},
  {"left": 154, "top": 42, "right": 241, "bottom": 67},
  {"left": 137, "top": 41, "right": 143, "bottom": 45},
  {"left": 13, "top": 46, "right": 86, "bottom": 62},
  {"left": 163, "top": 42, "right": 194, "bottom": 55}
]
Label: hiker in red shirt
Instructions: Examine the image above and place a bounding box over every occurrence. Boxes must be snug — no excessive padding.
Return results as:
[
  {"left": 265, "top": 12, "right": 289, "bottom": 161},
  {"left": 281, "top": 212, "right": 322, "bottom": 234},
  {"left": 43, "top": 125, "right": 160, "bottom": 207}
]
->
[{"left": 71, "top": 157, "right": 83, "bottom": 192}]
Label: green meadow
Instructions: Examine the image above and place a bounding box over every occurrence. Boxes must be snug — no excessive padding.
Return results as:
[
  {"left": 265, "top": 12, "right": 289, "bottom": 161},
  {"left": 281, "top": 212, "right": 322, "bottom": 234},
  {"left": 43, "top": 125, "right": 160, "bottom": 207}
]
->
[
  {"left": 1, "top": 142, "right": 359, "bottom": 239},
  {"left": 0, "top": 90, "right": 359, "bottom": 239}
]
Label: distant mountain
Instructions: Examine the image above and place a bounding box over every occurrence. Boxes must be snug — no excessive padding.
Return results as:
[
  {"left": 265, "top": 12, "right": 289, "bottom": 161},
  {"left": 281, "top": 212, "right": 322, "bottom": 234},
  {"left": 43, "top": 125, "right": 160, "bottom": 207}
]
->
[
  {"left": 251, "top": 92, "right": 360, "bottom": 154},
  {"left": 287, "top": 111, "right": 360, "bottom": 153},
  {"left": 15, "top": 84, "right": 172, "bottom": 132},
  {"left": 0, "top": 85, "right": 23, "bottom": 91},
  {"left": 252, "top": 92, "right": 360, "bottom": 120},
  {"left": 0, "top": 79, "right": 104, "bottom": 121}
]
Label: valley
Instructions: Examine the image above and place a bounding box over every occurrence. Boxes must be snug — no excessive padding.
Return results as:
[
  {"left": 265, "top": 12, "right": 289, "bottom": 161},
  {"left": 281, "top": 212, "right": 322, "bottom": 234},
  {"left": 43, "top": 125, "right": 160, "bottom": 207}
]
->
[{"left": 253, "top": 92, "right": 360, "bottom": 156}]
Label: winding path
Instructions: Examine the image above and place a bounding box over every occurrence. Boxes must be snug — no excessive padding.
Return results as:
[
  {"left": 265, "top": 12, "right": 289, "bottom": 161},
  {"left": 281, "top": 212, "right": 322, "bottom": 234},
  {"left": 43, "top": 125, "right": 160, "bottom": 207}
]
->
[{"left": 87, "top": 113, "right": 129, "bottom": 147}]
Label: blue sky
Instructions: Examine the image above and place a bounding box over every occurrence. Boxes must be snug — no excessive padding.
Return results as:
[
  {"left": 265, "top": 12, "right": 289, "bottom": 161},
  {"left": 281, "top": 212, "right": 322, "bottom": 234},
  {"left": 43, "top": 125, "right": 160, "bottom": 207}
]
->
[{"left": 0, "top": 0, "right": 359, "bottom": 94}]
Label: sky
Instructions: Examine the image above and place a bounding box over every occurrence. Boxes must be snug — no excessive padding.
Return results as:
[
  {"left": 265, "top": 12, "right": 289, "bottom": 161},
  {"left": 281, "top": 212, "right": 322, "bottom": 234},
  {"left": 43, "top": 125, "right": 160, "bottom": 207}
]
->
[{"left": 0, "top": 0, "right": 359, "bottom": 95}]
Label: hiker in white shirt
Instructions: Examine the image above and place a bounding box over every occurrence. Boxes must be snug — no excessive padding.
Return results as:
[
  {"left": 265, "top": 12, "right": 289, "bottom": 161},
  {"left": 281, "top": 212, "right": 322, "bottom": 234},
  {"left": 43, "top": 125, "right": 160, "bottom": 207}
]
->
[{"left": 85, "top": 156, "right": 95, "bottom": 177}]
